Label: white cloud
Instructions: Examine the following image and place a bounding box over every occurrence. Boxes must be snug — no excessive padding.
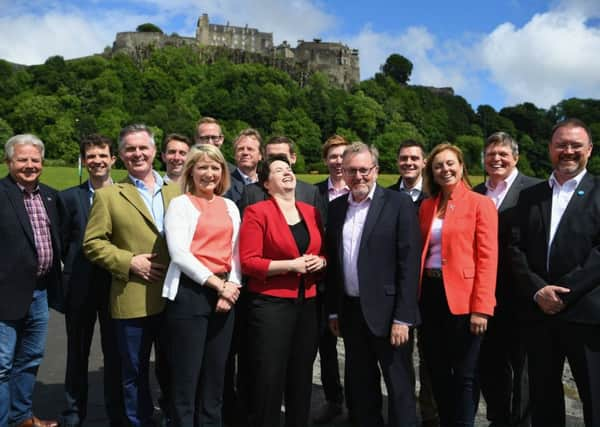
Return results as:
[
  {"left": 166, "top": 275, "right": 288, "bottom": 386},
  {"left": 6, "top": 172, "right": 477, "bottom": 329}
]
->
[{"left": 477, "top": 4, "right": 600, "bottom": 107}]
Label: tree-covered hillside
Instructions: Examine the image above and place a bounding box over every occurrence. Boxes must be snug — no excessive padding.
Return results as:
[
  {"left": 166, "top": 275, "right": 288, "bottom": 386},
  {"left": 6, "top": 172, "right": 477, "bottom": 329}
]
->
[{"left": 1, "top": 47, "right": 599, "bottom": 175}]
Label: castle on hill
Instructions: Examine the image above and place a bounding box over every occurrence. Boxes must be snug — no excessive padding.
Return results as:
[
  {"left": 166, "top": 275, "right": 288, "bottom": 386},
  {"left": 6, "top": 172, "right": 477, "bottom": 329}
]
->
[{"left": 111, "top": 13, "right": 360, "bottom": 89}]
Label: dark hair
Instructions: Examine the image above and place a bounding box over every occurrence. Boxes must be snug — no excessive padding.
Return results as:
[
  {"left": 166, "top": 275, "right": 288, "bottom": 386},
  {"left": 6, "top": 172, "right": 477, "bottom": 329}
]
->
[
  {"left": 263, "top": 136, "right": 296, "bottom": 157},
  {"left": 80, "top": 134, "right": 114, "bottom": 158},
  {"left": 162, "top": 133, "right": 191, "bottom": 153},
  {"left": 396, "top": 140, "right": 426, "bottom": 158},
  {"left": 257, "top": 153, "right": 291, "bottom": 185},
  {"left": 424, "top": 143, "right": 471, "bottom": 196},
  {"left": 551, "top": 118, "right": 593, "bottom": 145}
]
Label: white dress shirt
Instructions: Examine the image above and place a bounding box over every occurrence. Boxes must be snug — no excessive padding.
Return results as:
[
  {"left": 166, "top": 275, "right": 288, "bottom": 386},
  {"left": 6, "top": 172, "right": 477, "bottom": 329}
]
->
[
  {"left": 484, "top": 168, "right": 519, "bottom": 208},
  {"left": 547, "top": 169, "right": 587, "bottom": 270},
  {"left": 342, "top": 184, "right": 377, "bottom": 297},
  {"left": 327, "top": 177, "right": 350, "bottom": 201},
  {"left": 399, "top": 176, "right": 423, "bottom": 203}
]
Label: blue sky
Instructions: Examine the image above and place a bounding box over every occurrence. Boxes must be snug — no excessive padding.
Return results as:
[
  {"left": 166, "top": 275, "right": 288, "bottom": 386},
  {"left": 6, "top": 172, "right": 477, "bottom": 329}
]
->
[{"left": 1, "top": 0, "right": 599, "bottom": 110}]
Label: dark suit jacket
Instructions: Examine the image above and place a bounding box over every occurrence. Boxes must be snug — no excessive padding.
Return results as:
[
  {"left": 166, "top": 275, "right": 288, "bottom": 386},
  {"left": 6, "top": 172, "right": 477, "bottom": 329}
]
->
[
  {"left": 0, "top": 175, "right": 62, "bottom": 319},
  {"left": 238, "top": 179, "right": 326, "bottom": 221},
  {"left": 474, "top": 172, "right": 541, "bottom": 311},
  {"left": 326, "top": 185, "right": 421, "bottom": 337},
  {"left": 58, "top": 182, "right": 112, "bottom": 311},
  {"left": 387, "top": 177, "right": 428, "bottom": 207},
  {"left": 225, "top": 168, "right": 246, "bottom": 204},
  {"left": 510, "top": 172, "right": 600, "bottom": 323}
]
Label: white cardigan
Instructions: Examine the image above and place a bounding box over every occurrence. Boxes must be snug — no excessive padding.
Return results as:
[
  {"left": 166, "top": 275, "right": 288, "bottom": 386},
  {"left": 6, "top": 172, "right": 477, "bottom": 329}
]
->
[{"left": 162, "top": 194, "right": 242, "bottom": 301}]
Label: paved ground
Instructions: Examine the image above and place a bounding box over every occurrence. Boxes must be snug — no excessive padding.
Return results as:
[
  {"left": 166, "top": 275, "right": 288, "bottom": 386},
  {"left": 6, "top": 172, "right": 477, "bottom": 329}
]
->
[{"left": 32, "top": 310, "right": 585, "bottom": 426}]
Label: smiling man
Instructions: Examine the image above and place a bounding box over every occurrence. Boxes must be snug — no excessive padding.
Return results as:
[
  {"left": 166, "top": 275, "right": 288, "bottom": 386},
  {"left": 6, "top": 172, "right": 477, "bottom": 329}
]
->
[
  {"left": 388, "top": 140, "right": 428, "bottom": 206},
  {"left": 474, "top": 132, "right": 540, "bottom": 427},
  {"left": 84, "top": 124, "right": 180, "bottom": 427},
  {"left": 161, "top": 133, "right": 191, "bottom": 185},
  {"left": 0, "top": 134, "right": 62, "bottom": 427},
  {"left": 225, "top": 128, "right": 262, "bottom": 203},
  {"left": 510, "top": 119, "right": 600, "bottom": 426}
]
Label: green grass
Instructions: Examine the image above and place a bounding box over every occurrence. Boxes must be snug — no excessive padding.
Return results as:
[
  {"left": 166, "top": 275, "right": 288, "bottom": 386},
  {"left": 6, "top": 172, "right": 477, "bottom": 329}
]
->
[{"left": 0, "top": 164, "right": 483, "bottom": 190}]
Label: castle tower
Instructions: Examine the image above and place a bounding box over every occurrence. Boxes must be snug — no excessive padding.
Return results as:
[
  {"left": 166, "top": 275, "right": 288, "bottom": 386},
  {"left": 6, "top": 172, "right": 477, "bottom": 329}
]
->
[{"left": 196, "top": 13, "right": 209, "bottom": 45}]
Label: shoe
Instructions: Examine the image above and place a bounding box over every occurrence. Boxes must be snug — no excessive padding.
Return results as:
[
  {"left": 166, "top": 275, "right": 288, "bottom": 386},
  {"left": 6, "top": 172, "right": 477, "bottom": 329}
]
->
[
  {"left": 14, "top": 416, "right": 60, "bottom": 427},
  {"left": 313, "top": 402, "right": 342, "bottom": 424}
]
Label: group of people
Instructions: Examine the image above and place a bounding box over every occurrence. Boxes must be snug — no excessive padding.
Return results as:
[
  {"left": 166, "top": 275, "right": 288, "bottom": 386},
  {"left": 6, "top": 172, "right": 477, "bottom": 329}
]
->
[{"left": 0, "top": 116, "right": 599, "bottom": 427}]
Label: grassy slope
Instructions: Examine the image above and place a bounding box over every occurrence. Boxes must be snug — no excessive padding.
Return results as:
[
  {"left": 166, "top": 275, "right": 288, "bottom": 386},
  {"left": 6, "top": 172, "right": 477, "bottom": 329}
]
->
[{"left": 0, "top": 165, "right": 483, "bottom": 191}]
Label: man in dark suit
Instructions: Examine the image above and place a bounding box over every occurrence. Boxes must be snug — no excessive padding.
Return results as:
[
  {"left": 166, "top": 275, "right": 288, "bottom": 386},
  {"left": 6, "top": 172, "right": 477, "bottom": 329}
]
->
[
  {"left": 238, "top": 136, "right": 325, "bottom": 217},
  {"left": 0, "top": 134, "right": 61, "bottom": 427},
  {"left": 326, "top": 142, "right": 421, "bottom": 427},
  {"left": 313, "top": 135, "right": 349, "bottom": 424},
  {"left": 387, "top": 140, "right": 438, "bottom": 427},
  {"left": 387, "top": 140, "right": 427, "bottom": 206},
  {"left": 58, "top": 135, "right": 123, "bottom": 427},
  {"left": 475, "top": 132, "right": 540, "bottom": 427},
  {"left": 510, "top": 118, "right": 600, "bottom": 427},
  {"left": 225, "top": 128, "right": 262, "bottom": 204}
]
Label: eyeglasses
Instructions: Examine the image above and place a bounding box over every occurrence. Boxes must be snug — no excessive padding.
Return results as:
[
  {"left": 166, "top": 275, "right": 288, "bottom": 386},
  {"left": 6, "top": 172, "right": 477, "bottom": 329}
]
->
[
  {"left": 343, "top": 165, "right": 377, "bottom": 177},
  {"left": 196, "top": 135, "right": 223, "bottom": 143},
  {"left": 552, "top": 142, "right": 588, "bottom": 152}
]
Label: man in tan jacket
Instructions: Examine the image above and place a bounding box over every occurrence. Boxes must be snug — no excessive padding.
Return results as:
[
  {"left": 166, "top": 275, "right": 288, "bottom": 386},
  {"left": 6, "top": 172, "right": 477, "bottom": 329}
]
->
[{"left": 84, "top": 124, "right": 180, "bottom": 427}]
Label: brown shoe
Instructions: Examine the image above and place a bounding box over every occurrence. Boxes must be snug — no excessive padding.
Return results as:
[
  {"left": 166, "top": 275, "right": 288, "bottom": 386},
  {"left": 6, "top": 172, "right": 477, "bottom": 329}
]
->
[{"left": 15, "top": 416, "right": 60, "bottom": 427}]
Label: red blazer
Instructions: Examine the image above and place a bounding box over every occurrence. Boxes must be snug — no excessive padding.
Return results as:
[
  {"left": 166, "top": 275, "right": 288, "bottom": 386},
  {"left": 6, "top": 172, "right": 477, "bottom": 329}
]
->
[
  {"left": 419, "top": 181, "right": 498, "bottom": 316},
  {"left": 239, "top": 198, "right": 325, "bottom": 298}
]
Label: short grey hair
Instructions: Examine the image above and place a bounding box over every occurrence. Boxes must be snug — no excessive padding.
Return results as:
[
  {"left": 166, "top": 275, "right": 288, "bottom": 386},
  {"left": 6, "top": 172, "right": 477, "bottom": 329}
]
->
[
  {"left": 485, "top": 132, "right": 519, "bottom": 156},
  {"left": 4, "top": 134, "right": 45, "bottom": 161},
  {"left": 118, "top": 124, "right": 155, "bottom": 151},
  {"left": 342, "top": 141, "right": 379, "bottom": 167}
]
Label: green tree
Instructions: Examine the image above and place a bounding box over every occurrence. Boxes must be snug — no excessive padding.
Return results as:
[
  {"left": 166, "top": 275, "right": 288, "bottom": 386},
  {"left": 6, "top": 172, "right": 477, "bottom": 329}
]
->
[
  {"left": 136, "top": 23, "right": 163, "bottom": 33},
  {"left": 381, "top": 54, "right": 413, "bottom": 84},
  {"left": 0, "top": 117, "right": 14, "bottom": 145},
  {"left": 454, "top": 135, "right": 484, "bottom": 175}
]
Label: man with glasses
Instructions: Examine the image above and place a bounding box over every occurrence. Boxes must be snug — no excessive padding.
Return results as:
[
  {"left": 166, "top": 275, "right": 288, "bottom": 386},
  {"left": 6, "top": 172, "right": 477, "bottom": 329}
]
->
[
  {"left": 326, "top": 142, "right": 421, "bottom": 427},
  {"left": 510, "top": 118, "right": 600, "bottom": 426},
  {"left": 194, "top": 116, "right": 235, "bottom": 172}
]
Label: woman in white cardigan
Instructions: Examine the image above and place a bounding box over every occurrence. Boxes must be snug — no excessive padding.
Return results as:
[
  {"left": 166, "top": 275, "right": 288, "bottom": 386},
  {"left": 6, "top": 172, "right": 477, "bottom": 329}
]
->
[{"left": 162, "top": 144, "right": 241, "bottom": 426}]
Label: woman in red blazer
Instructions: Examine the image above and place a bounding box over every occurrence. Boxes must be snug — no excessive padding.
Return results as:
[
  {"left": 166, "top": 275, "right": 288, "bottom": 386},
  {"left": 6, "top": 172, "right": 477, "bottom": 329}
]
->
[
  {"left": 239, "top": 154, "right": 326, "bottom": 427},
  {"left": 418, "top": 143, "right": 498, "bottom": 427}
]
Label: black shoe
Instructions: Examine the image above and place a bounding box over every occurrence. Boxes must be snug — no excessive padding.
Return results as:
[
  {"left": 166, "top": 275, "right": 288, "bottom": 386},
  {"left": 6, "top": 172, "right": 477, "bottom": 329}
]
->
[{"left": 313, "top": 402, "right": 343, "bottom": 424}]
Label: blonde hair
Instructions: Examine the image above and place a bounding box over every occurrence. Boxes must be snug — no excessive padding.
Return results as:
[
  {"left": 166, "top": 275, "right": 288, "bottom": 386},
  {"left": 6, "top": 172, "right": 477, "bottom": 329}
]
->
[{"left": 182, "top": 145, "right": 230, "bottom": 196}]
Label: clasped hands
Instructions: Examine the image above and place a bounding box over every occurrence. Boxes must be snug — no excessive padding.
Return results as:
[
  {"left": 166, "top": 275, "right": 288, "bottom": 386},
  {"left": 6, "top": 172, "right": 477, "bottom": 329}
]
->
[
  {"left": 290, "top": 254, "right": 326, "bottom": 274},
  {"left": 535, "top": 285, "right": 570, "bottom": 315},
  {"left": 216, "top": 280, "right": 241, "bottom": 313}
]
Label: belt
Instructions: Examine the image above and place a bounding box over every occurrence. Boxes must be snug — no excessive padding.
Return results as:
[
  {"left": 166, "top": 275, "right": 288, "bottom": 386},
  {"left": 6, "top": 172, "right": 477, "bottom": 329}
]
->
[
  {"left": 214, "top": 272, "right": 230, "bottom": 281},
  {"left": 424, "top": 268, "right": 442, "bottom": 279}
]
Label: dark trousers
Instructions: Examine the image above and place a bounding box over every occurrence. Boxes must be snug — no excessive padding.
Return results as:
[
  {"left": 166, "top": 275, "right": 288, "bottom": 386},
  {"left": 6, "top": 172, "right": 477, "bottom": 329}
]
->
[
  {"left": 420, "top": 277, "right": 482, "bottom": 427},
  {"left": 247, "top": 294, "right": 318, "bottom": 427},
  {"left": 62, "top": 285, "right": 124, "bottom": 426},
  {"left": 316, "top": 295, "right": 343, "bottom": 405},
  {"left": 524, "top": 319, "right": 600, "bottom": 427},
  {"left": 408, "top": 327, "right": 438, "bottom": 424},
  {"left": 341, "top": 297, "right": 417, "bottom": 427},
  {"left": 114, "top": 313, "right": 164, "bottom": 427},
  {"left": 223, "top": 290, "right": 250, "bottom": 424},
  {"left": 479, "top": 308, "right": 530, "bottom": 426},
  {"left": 166, "top": 275, "right": 235, "bottom": 427}
]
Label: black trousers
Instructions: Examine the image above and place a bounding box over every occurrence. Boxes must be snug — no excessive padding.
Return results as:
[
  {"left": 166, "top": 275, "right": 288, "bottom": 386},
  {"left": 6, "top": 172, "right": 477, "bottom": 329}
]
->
[
  {"left": 524, "top": 319, "right": 600, "bottom": 427},
  {"left": 341, "top": 297, "right": 417, "bottom": 427},
  {"left": 316, "top": 294, "right": 343, "bottom": 405},
  {"left": 247, "top": 294, "right": 318, "bottom": 427},
  {"left": 479, "top": 308, "right": 530, "bottom": 426},
  {"left": 62, "top": 283, "right": 124, "bottom": 426},
  {"left": 420, "top": 277, "right": 482, "bottom": 427},
  {"left": 166, "top": 274, "right": 235, "bottom": 427}
]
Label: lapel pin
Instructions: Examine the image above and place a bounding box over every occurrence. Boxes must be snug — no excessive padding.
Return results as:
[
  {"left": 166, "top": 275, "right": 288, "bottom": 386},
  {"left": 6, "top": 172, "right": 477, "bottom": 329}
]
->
[{"left": 577, "top": 190, "right": 585, "bottom": 196}]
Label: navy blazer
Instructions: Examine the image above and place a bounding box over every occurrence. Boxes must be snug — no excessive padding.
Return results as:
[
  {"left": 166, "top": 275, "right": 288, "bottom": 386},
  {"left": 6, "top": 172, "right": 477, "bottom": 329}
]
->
[
  {"left": 474, "top": 172, "right": 541, "bottom": 310},
  {"left": 387, "top": 177, "right": 427, "bottom": 207},
  {"left": 58, "top": 182, "right": 112, "bottom": 310},
  {"left": 325, "top": 185, "right": 422, "bottom": 337},
  {"left": 225, "top": 168, "right": 246, "bottom": 204},
  {"left": 510, "top": 172, "right": 600, "bottom": 323},
  {"left": 0, "top": 175, "right": 62, "bottom": 319}
]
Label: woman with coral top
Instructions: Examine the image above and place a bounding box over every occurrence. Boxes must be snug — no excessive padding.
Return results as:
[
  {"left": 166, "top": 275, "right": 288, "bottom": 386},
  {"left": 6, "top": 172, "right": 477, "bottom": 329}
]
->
[
  {"left": 239, "top": 153, "right": 326, "bottom": 427},
  {"left": 418, "top": 143, "right": 498, "bottom": 427},
  {"left": 162, "top": 144, "right": 242, "bottom": 426}
]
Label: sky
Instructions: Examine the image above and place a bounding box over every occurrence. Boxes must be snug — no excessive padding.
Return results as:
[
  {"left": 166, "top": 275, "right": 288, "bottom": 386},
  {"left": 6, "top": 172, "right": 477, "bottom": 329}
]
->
[{"left": 1, "top": 0, "right": 599, "bottom": 111}]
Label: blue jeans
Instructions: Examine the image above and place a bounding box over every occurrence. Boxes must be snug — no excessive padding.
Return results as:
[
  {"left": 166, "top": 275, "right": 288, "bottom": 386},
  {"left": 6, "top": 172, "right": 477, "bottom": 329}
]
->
[
  {"left": 114, "top": 314, "right": 163, "bottom": 427},
  {"left": 0, "top": 289, "right": 49, "bottom": 426}
]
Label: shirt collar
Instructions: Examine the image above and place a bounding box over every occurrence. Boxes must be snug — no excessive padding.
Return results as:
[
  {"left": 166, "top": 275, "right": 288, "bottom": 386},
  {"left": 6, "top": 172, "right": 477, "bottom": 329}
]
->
[
  {"left": 16, "top": 181, "right": 40, "bottom": 194},
  {"left": 399, "top": 176, "right": 422, "bottom": 192},
  {"left": 129, "top": 170, "right": 164, "bottom": 191},
  {"left": 328, "top": 176, "right": 349, "bottom": 192},
  {"left": 237, "top": 168, "right": 257, "bottom": 184},
  {"left": 548, "top": 168, "right": 587, "bottom": 190},
  {"left": 347, "top": 183, "right": 377, "bottom": 205},
  {"left": 485, "top": 168, "right": 519, "bottom": 191}
]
